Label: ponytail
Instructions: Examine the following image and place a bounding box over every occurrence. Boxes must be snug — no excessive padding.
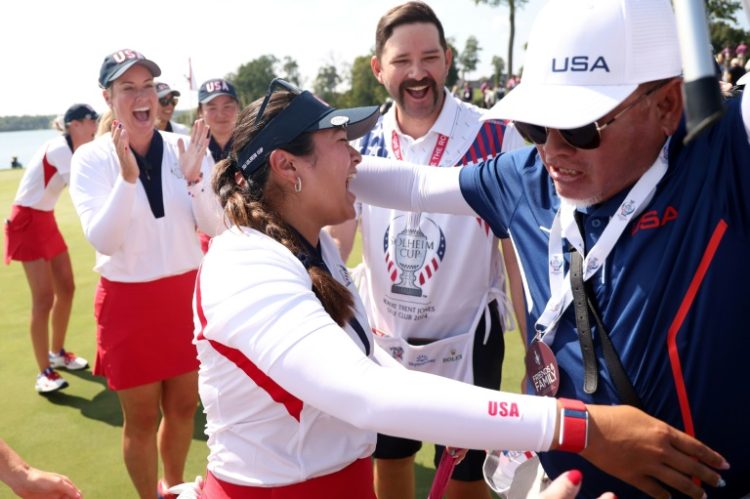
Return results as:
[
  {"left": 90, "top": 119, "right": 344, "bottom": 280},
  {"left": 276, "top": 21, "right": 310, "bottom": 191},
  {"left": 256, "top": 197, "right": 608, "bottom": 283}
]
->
[{"left": 213, "top": 157, "right": 354, "bottom": 326}]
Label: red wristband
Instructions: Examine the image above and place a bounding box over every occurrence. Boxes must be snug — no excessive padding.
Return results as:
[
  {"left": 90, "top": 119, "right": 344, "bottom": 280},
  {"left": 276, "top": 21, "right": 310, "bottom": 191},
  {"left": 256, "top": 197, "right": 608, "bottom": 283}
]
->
[{"left": 558, "top": 398, "right": 588, "bottom": 453}]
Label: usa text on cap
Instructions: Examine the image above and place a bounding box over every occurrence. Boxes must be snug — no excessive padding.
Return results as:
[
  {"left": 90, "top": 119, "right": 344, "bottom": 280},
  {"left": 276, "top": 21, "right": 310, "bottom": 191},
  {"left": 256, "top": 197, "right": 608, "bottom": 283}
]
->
[
  {"left": 99, "top": 49, "right": 161, "bottom": 88},
  {"left": 198, "top": 79, "right": 239, "bottom": 104},
  {"left": 483, "top": 0, "right": 682, "bottom": 129}
]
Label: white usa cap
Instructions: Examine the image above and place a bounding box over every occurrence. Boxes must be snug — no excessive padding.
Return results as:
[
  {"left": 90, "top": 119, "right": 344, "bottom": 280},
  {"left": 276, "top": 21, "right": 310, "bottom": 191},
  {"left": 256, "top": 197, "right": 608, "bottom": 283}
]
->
[{"left": 484, "top": 0, "right": 682, "bottom": 129}]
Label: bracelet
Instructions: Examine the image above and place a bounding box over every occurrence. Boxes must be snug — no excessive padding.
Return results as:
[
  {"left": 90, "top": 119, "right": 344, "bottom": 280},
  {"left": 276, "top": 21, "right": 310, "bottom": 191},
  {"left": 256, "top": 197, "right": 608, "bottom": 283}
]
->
[
  {"left": 186, "top": 171, "right": 203, "bottom": 187},
  {"left": 558, "top": 398, "right": 588, "bottom": 453}
]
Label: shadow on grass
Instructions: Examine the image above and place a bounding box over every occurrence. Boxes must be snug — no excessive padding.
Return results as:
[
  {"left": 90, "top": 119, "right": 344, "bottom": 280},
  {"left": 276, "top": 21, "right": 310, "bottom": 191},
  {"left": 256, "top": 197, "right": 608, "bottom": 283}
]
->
[
  {"left": 43, "top": 369, "right": 209, "bottom": 441},
  {"left": 43, "top": 369, "right": 123, "bottom": 427},
  {"left": 416, "top": 462, "right": 436, "bottom": 497}
]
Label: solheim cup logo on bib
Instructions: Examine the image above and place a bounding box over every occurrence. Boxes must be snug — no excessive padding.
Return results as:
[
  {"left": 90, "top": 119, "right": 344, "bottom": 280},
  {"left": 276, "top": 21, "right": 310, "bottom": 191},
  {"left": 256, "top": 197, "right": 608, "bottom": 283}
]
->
[
  {"left": 389, "top": 347, "right": 404, "bottom": 361},
  {"left": 383, "top": 213, "right": 446, "bottom": 297}
]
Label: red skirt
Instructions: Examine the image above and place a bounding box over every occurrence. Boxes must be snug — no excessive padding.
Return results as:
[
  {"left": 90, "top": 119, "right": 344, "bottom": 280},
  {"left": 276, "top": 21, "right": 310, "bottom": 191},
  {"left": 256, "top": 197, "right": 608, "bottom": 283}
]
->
[
  {"left": 201, "top": 458, "right": 376, "bottom": 499},
  {"left": 4, "top": 205, "right": 67, "bottom": 265},
  {"left": 94, "top": 270, "right": 199, "bottom": 390}
]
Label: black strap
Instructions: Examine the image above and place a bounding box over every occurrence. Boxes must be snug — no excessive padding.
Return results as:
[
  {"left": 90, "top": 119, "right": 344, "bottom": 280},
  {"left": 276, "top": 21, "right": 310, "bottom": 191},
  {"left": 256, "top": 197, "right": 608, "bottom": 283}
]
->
[
  {"left": 569, "top": 211, "right": 643, "bottom": 408},
  {"left": 570, "top": 250, "right": 599, "bottom": 394},
  {"left": 581, "top": 275, "right": 644, "bottom": 409}
]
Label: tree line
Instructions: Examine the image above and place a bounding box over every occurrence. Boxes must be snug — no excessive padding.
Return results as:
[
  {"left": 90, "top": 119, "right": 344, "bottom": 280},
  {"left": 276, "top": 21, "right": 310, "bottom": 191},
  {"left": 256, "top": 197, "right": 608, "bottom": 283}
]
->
[{"left": 0, "top": 115, "right": 55, "bottom": 132}]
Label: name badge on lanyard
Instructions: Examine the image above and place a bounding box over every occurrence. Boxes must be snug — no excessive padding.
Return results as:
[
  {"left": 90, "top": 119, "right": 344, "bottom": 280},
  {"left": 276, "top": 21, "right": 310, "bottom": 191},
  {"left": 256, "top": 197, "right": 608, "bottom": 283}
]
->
[{"left": 524, "top": 142, "right": 670, "bottom": 396}]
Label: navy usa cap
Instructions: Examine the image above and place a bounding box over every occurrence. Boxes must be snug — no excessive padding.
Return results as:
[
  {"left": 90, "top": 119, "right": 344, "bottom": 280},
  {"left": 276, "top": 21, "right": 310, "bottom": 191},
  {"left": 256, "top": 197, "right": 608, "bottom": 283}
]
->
[
  {"left": 155, "top": 82, "right": 181, "bottom": 99},
  {"left": 198, "top": 78, "right": 238, "bottom": 104},
  {"left": 63, "top": 103, "right": 99, "bottom": 124},
  {"left": 99, "top": 49, "right": 161, "bottom": 88}
]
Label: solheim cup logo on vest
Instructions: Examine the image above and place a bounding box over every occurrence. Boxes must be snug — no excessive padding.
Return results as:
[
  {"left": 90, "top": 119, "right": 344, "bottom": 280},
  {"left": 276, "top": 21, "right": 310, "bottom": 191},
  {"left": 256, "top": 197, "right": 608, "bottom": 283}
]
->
[
  {"left": 586, "top": 256, "right": 600, "bottom": 273},
  {"left": 619, "top": 199, "right": 636, "bottom": 220},
  {"left": 549, "top": 254, "right": 564, "bottom": 274},
  {"left": 383, "top": 213, "right": 446, "bottom": 298}
]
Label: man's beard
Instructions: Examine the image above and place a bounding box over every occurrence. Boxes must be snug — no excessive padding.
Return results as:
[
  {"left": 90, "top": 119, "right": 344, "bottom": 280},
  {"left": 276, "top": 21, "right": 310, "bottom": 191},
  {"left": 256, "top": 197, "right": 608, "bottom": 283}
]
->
[{"left": 397, "top": 77, "right": 440, "bottom": 112}]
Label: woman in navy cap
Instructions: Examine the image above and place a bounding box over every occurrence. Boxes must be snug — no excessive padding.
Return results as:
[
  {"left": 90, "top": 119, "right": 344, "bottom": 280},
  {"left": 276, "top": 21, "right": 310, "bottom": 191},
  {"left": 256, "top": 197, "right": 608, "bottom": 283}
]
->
[
  {"left": 69, "top": 48, "right": 223, "bottom": 499},
  {"left": 4, "top": 102, "right": 98, "bottom": 395},
  {"left": 155, "top": 82, "right": 189, "bottom": 135},
  {"left": 192, "top": 78, "right": 241, "bottom": 253}
]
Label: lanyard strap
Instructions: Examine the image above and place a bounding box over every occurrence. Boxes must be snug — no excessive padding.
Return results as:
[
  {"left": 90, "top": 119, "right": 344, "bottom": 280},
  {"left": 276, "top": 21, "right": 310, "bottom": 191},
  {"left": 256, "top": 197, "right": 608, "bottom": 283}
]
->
[
  {"left": 535, "top": 142, "right": 670, "bottom": 344},
  {"left": 391, "top": 130, "right": 449, "bottom": 166}
]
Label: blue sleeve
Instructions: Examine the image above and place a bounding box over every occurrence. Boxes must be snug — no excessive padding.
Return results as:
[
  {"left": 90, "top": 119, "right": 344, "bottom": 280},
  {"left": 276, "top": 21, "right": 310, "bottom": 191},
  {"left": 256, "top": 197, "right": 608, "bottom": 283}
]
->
[{"left": 458, "top": 147, "right": 537, "bottom": 239}]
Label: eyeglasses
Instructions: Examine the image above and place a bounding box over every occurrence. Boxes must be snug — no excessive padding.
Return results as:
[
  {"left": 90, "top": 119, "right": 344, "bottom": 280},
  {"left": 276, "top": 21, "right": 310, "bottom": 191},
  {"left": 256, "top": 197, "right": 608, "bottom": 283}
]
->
[
  {"left": 159, "top": 96, "right": 178, "bottom": 107},
  {"left": 254, "top": 78, "right": 303, "bottom": 126},
  {"left": 514, "top": 81, "right": 668, "bottom": 150}
]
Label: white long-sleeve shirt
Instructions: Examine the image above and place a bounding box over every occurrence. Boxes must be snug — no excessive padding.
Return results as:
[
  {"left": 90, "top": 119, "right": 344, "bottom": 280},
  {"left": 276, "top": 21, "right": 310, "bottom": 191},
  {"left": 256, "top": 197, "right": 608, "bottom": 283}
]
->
[
  {"left": 69, "top": 131, "right": 223, "bottom": 282},
  {"left": 194, "top": 226, "right": 557, "bottom": 487}
]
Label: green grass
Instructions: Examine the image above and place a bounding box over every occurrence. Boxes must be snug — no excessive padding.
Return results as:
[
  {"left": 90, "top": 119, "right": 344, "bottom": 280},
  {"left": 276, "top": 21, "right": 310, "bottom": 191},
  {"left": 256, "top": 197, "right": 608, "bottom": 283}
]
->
[{"left": 0, "top": 168, "right": 525, "bottom": 498}]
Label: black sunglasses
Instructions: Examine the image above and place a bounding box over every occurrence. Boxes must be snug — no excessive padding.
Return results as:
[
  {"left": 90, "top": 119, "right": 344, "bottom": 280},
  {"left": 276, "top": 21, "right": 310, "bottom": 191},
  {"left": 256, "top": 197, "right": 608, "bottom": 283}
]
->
[
  {"left": 159, "top": 96, "right": 178, "bottom": 107},
  {"left": 254, "top": 78, "right": 303, "bottom": 126},
  {"left": 514, "top": 81, "right": 668, "bottom": 150}
]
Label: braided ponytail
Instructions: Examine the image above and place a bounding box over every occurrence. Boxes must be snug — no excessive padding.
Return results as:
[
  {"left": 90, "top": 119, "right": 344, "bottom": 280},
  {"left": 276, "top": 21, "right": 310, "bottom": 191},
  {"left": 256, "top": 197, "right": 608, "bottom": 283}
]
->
[{"left": 212, "top": 93, "right": 355, "bottom": 326}]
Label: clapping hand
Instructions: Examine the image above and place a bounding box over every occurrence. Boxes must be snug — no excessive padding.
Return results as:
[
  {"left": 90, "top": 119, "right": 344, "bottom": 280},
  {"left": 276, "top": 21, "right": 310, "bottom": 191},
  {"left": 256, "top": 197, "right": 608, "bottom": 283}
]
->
[
  {"left": 178, "top": 119, "right": 211, "bottom": 183},
  {"left": 111, "top": 120, "right": 139, "bottom": 184}
]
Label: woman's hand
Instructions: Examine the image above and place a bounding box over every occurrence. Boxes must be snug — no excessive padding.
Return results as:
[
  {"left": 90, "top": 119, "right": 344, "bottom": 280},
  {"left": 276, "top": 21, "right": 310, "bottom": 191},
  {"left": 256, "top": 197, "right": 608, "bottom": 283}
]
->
[
  {"left": 111, "top": 120, "right": 139, "bottom": 184},
  {"left": 178, "top": 118, "right": 211, "bottom": 183},
  {"left": 581, "top": 404, "right": 728, "bottom": 498},
  {"left": 540, "top": 470, "right": 615, "bottom": 499}
]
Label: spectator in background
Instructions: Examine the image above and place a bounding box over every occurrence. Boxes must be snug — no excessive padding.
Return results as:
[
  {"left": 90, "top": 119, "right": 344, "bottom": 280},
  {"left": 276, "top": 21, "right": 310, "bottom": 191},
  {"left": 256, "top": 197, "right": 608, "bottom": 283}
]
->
[
  {"left": 10, "top": 156, "right": 22, "bottom": 169},
  {"left": 736, "top": 41, "right": 747, "bottom": 63},
  {"left": 483, "top": 83, "right": 497, "bottom": 108},
  {"left": 69, "top": 48, "right": 223, "bottom": 499},
  {"left": 461, "top": 81, "right": 473, "bottom": 102},
  {"left": 155, "top": 82, "right": 189, "bottom": 135},
  {"left": 725, "top": 57, "right": 747, "bottom": 86},
  {"left": 4, "top": 103, "right": 97, "bottom": 394}
]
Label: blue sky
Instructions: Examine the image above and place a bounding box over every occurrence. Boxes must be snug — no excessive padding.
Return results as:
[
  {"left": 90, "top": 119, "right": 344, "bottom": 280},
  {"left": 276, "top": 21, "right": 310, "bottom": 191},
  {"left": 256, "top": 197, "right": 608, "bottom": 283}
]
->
[{"left": 0, "top": 0, "right": 545, "bottom": 116}]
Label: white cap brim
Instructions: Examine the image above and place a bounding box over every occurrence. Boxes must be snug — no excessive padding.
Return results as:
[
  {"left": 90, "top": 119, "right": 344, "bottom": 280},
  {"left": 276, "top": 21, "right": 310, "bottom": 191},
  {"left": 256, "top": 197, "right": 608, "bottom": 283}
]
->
[
  {"left": 738, "top": 72, "right": 749, "bottom": 86},
  {"left": 482, "top": 82, "right": 638, "bottom": 129}
]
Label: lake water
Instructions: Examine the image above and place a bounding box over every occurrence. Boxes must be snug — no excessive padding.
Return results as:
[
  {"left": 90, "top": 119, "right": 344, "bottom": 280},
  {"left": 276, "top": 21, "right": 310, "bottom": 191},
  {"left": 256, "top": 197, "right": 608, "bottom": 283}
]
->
[{"left": 0, "top": 129, "right": 60, "bottom": 170}]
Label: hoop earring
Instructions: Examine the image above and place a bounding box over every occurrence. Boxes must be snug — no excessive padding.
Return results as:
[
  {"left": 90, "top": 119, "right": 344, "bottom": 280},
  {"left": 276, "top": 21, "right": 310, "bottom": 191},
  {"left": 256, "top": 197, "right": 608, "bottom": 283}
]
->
[{"left": 294, "top": 177, "right": 302, "bottom": 193}]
